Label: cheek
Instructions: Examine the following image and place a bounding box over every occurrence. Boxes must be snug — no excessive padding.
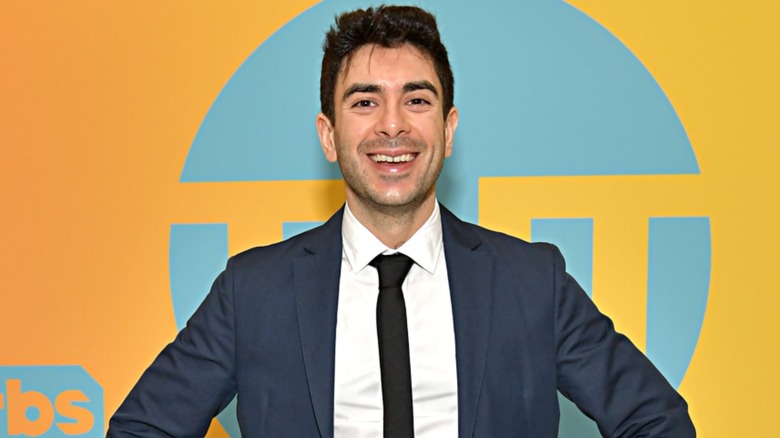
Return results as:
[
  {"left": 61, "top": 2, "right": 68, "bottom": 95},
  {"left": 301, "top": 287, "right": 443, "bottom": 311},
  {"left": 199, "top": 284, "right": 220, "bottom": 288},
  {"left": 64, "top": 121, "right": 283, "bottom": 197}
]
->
[
  {"left": 335, "top": 121, "right": 365, "bottom": 149},
  {"left": 334, "top": 133, "right": 355, "bottom": 158},
  {"left": 415, "top": 117, "right": 446, "bottom": 138}
]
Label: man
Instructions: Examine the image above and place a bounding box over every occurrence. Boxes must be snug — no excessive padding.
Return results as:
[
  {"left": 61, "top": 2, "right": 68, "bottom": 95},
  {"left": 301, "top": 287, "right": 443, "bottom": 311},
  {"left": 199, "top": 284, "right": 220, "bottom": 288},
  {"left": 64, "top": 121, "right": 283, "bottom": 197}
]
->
[{"left": 109, "top": 5, "right": 695, "bottom": 437}]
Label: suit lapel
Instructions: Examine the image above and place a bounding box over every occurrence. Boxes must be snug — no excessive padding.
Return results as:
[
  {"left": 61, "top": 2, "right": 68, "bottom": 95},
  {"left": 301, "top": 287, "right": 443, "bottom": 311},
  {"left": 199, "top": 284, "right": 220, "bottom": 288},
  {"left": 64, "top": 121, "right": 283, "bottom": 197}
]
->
[
  {"left": 292, "top": 209, "right": 344, "bottom": 438},
  {"left": 290, "top": 206, "right": 494, "bottom": 438},
  {"left": 441, "top": 207, "right": 495, "bottom": 438}
]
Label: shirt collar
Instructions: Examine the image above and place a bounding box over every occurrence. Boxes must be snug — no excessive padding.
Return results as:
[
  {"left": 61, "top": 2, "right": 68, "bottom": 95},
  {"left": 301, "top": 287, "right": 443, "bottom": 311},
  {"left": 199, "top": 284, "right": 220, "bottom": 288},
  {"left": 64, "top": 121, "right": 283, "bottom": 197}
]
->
[{"left": 342, "top": 201, "right": 443, "bottom": 275}]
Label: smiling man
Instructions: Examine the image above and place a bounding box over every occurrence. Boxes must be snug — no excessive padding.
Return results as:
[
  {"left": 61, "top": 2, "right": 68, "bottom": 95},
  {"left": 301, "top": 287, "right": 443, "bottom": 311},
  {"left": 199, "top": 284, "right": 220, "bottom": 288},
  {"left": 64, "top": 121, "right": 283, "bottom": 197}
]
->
[
  {"left": 108, "top": 5, "right": 695, "bottom": 437},
  {"left": 317, "top": 42, "right": 457, "bottom": 249}
]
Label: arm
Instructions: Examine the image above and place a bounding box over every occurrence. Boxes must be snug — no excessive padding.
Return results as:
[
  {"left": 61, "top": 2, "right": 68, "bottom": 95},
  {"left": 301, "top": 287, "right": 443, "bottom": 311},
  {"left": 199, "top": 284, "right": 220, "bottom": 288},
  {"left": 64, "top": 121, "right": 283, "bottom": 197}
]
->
[
  {"left": 550, "top": 245, "right": 696, "bottom": 437},
  {"left": 107, "top": 264, "right": 237, "bottom": 437}
]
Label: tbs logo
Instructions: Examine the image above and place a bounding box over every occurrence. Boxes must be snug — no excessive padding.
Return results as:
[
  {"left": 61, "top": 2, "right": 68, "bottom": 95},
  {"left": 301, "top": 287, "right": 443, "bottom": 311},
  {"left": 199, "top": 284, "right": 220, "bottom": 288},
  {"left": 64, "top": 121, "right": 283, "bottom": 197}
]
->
[{"left": 0, "top": 366, "right": 103, "bottom": 437}]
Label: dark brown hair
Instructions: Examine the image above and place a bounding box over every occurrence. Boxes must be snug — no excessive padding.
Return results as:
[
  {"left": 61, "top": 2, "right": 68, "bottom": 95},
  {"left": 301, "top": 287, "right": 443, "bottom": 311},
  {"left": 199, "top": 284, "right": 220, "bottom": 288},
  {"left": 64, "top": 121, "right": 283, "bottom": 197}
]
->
[{"left": 320, "top": 5, "right": 454, "bottom": 122}]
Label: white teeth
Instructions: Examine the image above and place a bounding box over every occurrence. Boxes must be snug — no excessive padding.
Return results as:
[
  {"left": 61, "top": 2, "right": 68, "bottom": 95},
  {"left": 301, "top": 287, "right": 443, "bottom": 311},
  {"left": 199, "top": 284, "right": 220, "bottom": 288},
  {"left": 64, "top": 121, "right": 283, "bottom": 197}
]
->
[{"left": 371, "top": 153, "right": 415, "bottom": 163}]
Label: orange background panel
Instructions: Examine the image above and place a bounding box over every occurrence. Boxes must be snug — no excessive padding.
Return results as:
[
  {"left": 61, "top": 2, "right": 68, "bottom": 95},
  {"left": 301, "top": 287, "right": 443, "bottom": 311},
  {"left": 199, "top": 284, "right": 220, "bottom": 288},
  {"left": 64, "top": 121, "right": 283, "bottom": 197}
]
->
[{"left": 1, "top": 1, "right": 778, "bottom": 436}]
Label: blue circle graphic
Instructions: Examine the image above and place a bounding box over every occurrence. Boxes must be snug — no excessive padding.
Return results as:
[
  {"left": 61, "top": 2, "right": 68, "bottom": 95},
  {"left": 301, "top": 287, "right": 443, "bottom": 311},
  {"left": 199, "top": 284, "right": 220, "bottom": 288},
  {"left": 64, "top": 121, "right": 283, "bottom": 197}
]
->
[{"left": 171, "top": 2, "right": 708, "bottom": 436}]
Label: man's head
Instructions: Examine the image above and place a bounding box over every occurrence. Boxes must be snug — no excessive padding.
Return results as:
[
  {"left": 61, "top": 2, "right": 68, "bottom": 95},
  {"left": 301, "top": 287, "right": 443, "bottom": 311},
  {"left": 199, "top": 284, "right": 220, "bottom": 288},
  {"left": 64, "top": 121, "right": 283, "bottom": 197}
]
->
[
  {"left": 315, "top": 5, "right": 458, "bottom": 231},
  {"left": 320, "top": 5, "right": 454, "bottom": 123}
]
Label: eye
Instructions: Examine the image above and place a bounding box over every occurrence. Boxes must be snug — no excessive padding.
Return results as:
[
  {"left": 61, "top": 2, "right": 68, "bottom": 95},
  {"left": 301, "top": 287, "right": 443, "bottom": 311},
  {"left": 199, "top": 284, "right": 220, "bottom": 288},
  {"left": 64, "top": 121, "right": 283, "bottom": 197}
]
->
[
  {"left": 408, "top": 97, "right": 430, "bottom": 105},
  {"left": 352, "top": 99, "right": 376, "bottom": 108}
]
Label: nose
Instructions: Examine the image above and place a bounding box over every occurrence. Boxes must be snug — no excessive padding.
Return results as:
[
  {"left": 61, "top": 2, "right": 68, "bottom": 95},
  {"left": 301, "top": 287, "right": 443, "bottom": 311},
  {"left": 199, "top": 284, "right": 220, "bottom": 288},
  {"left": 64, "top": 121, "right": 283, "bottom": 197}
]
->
[{"left": 376, "top": 103, "right": 409, "bottom": 139}]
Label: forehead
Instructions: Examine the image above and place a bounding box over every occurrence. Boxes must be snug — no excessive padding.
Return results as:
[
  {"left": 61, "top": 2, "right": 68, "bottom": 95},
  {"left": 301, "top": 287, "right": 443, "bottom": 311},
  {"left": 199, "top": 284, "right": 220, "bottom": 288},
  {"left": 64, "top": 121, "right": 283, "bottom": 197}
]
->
[{"left": 338, "top": 44, "right": 440, "bottom": 89}]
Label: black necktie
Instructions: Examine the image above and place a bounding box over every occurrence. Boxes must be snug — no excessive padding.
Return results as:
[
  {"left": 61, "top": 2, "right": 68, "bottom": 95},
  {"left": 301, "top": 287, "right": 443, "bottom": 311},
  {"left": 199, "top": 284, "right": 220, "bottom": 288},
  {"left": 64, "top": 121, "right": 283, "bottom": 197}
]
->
[{"left": 370, "top": 253, "right": 415, "bottom": 438}]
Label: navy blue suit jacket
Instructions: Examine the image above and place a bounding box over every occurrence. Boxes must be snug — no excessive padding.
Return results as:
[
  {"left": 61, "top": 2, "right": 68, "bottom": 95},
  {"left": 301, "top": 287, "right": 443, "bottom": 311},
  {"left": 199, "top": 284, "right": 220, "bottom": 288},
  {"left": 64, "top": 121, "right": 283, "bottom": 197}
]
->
[{"left": 109, "top": 206, "right": 694, "bottom": 437}]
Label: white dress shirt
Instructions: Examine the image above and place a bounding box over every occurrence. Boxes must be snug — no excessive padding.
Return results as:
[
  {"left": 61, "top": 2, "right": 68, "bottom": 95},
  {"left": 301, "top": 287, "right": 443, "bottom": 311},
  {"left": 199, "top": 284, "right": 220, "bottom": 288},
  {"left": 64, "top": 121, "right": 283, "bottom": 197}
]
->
[{"left": 333, "top": 202, "right": 459, "bottom": 437}]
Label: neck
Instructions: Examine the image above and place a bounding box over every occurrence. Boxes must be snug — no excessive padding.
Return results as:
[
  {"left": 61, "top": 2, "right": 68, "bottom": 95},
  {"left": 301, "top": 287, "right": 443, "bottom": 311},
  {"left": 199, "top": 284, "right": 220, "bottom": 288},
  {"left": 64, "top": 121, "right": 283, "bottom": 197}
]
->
[{"left": 346, "top": 195, "right": 436, "bottom": 249}]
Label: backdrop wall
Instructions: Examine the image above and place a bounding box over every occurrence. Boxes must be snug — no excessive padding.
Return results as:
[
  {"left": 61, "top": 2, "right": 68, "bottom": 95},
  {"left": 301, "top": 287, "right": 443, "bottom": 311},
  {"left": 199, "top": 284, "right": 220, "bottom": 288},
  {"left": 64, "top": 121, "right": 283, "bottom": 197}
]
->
[{"left": 1, "top": 1, "right": 777, "bottom": 436}]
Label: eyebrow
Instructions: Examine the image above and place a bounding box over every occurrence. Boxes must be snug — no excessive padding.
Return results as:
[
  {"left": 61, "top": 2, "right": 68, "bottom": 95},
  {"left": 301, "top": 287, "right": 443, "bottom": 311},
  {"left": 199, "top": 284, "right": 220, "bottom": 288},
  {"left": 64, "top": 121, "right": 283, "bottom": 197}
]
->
[
  {"left": 342, "top": 83, "right": 381, "bottom": 102},
  {"left": 404, "top": 80, "right": 439, "bottom": 98},
  {"left": 341, "top": 80, "right": 440, "bottom": 102}
]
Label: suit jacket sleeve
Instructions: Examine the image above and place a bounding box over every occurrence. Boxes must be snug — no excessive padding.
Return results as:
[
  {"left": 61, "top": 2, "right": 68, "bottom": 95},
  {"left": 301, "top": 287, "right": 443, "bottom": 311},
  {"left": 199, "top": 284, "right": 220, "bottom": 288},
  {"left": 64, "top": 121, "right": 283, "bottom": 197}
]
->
[
  {"left": 107, "top": 261, "right": 238, "bottom": 437},
  {"left": 549, "top": 244, "right": 696, "bottom": 437}
]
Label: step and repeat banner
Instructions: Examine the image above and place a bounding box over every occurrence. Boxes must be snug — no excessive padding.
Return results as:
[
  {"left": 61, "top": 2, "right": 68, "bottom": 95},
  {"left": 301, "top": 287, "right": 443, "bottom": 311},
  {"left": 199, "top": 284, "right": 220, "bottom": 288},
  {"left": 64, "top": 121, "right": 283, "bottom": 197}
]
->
[{"left": 2, "top": 1, "right": 778, "bottom": 436}]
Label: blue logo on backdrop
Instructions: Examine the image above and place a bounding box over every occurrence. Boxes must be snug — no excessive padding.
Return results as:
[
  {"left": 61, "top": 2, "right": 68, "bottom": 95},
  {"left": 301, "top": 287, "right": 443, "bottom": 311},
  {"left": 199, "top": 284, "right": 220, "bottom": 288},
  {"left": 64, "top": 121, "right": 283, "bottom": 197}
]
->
[{"left": 170, "top": 1, "right": 709, "bottom": 436}]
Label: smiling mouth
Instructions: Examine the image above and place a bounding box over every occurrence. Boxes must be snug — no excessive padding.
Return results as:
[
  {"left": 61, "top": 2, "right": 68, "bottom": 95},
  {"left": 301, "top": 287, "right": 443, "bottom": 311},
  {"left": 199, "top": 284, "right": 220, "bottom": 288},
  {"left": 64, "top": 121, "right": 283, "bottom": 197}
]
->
[{"left": 370, "top": 153, "right": 416, "bottom": 163}]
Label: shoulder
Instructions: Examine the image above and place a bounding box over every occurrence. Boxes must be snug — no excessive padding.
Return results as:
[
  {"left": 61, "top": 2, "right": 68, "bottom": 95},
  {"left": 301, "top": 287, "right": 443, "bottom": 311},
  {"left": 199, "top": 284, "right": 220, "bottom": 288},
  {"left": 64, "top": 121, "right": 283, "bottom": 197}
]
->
[
  {"left": 440, "top": 205, "right": 562, "bottom": 266},
  {"left": 226, "top": 207, "right": 344, "bottom": 274}
]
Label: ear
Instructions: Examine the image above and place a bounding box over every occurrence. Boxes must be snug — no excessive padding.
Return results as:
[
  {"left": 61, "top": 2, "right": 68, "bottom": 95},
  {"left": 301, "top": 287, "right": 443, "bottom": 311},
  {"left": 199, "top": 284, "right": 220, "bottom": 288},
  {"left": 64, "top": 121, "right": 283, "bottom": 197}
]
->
[
  {"left": 443, "top": 106, "right": 459, "bottom": 157},
  {"left": 316, "top": 113, "right": 338, "bottom": 163}
]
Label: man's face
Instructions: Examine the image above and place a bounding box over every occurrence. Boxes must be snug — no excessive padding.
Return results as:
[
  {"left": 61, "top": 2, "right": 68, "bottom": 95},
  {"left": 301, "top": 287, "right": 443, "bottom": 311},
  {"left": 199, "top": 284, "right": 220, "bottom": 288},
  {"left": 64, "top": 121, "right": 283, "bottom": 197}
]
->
[{"left": 317, "top": 44, "right": 458, "bottom": 216}]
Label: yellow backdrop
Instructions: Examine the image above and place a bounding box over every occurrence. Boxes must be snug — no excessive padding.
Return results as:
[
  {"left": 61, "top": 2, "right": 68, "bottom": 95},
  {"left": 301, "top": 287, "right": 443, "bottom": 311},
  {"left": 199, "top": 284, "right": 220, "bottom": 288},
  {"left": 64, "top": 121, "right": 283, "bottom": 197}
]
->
[{"left": 1, "top": 1, "right": 778, "bottom": 436}]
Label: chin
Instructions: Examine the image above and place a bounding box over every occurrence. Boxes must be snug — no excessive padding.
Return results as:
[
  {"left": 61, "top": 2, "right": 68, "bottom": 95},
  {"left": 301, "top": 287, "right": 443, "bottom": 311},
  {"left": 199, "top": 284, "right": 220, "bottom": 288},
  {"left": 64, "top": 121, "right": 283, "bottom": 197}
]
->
[{"left": 376, "top": 193, "right": 429, "bottom": 210}]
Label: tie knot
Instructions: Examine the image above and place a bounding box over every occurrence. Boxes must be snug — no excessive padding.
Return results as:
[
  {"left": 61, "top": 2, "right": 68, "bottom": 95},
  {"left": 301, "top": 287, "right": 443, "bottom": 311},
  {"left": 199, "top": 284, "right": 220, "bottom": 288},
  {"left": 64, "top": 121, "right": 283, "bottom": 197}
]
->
[{"left": 370, "top": 253, "right": 414, "bottom": 289}]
